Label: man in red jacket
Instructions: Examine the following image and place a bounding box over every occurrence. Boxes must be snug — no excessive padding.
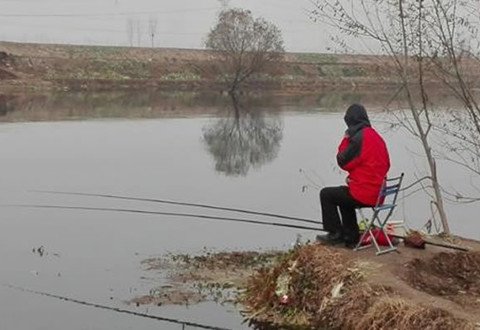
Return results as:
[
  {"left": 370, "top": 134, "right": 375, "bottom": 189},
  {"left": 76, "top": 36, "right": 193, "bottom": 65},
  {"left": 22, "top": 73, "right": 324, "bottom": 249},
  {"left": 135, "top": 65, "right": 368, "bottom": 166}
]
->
[{"left": 317, "top": 104, "right": 390, "bottom": 248}]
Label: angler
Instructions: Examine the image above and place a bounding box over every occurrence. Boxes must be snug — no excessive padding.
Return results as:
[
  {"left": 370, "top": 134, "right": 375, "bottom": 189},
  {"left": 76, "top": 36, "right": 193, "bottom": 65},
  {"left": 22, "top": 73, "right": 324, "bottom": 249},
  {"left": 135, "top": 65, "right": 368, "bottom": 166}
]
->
[{"left": 317, "top": 104, "right": 390, "bottom": 248}]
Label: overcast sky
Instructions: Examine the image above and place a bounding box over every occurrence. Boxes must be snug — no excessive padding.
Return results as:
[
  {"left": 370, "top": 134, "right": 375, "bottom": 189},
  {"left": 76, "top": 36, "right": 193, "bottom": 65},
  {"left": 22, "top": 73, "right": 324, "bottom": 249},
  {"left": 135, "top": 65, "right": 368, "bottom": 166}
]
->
[{"left": 0, "top": 0, "right": 336, "bottom": 52}]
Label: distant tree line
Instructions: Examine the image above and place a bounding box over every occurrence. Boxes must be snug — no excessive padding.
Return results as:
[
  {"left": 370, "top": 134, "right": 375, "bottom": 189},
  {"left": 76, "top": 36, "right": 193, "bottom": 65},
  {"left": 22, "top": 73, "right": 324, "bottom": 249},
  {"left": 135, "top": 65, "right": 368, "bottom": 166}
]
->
[{"left": 126, "top": 16, "right": 158, "bottom": 48}]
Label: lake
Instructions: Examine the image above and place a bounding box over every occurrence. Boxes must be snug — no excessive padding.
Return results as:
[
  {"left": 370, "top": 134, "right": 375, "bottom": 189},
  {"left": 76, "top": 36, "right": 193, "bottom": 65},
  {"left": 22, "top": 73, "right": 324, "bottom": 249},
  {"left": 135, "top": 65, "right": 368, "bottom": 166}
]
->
[{"left": 0, "top": 91, "right": 477, "bottom": 329}]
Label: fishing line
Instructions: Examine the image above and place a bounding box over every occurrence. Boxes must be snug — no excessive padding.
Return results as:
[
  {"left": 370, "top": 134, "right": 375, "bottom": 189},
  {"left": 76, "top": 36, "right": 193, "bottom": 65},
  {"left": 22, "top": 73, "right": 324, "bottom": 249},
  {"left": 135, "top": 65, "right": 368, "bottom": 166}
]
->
[
  {"left": 5, "top": 204, "right": 325, "bottom": 232},
  {"left": 299, "top": 168, "right": 322, "bottom": 189},
  {"left": 5, "top": 204, "right": 468, "bottom": 251},
  {"left": 3, "top": 284, "right": 231, "bottom": 330},
  {"left": 31, "top": 190, "right": 322, "bottom": 226}
]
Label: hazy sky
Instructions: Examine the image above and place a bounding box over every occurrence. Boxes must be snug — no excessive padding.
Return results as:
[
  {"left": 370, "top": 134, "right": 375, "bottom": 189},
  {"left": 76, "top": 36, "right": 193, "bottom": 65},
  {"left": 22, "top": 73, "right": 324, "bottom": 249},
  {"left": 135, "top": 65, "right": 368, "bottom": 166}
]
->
[{"left": 0, "top": 0, "right": 334, "bottom": 52}]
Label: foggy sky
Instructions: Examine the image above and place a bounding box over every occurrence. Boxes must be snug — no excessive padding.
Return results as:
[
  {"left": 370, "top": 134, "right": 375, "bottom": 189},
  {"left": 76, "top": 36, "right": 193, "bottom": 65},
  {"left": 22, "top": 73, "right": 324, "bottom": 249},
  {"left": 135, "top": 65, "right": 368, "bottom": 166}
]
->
[{"left": 0, "top": 0, "right": 334, "bottom": 52}]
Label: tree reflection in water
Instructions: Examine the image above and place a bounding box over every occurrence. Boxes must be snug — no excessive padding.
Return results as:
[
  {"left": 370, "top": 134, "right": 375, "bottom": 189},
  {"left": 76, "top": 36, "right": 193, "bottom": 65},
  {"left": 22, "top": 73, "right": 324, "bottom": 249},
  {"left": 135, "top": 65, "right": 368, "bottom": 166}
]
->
[{"left": 202, "top": 94, "right": 283, "bottom": 176}]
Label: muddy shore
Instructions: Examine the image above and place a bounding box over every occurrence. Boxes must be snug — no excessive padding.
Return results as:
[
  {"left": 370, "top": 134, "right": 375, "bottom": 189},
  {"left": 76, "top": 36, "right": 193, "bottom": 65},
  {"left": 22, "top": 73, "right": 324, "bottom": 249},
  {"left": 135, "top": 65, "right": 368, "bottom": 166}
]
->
[{"left": 131, "top": 236, "right": 480, "bottom": 329}]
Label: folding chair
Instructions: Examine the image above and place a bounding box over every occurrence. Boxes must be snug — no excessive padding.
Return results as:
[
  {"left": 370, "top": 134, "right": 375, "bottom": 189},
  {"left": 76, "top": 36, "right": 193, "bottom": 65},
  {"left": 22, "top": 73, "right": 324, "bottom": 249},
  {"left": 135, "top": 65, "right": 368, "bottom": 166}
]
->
[{"left": 355, "top": 173, "right": 404, "bottom": 255}]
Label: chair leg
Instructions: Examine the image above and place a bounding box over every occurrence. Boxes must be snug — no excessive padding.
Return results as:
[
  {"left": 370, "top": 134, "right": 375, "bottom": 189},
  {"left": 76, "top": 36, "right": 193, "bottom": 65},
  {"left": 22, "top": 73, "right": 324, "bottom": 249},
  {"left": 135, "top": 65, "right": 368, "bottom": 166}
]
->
[
  {"left": 374, "top": 223, "right": 398, "bottom": 255},
  {"left": 355, "top": 215, "right": 399, "bottom": 255},
  {"left": 355, "top": 209, "right": 371, "bottom": 250},
  {"left": 354, "top": 219, "right": 375, "bottom": 251}
]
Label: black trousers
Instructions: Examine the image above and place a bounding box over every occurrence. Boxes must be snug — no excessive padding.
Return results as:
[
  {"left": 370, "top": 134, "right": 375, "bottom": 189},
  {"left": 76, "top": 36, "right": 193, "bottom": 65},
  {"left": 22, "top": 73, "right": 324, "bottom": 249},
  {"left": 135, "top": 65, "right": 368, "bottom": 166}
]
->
[{"left": 320, "top": 186, "right": 367, "bottom": 243}]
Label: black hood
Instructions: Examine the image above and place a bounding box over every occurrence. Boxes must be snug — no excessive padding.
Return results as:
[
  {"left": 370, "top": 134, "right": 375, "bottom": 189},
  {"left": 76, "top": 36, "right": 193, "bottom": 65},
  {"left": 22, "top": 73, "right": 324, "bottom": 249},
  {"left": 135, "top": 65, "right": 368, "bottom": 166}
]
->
[{"left": 344, "top": 104, "right": 371, "bottom": 135}]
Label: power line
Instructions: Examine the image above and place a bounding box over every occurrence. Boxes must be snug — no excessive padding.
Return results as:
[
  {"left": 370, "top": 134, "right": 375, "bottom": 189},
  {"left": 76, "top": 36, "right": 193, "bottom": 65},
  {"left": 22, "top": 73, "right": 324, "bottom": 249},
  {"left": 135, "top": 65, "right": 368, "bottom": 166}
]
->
[
  {"left": 0, "top": 22, "right": 205, "bottom": 35},
  {"left": 0, "top": 20, "right": 317, "bottom": 35},
  {"left": 0, "top": 25, "right": 319, "bottom": 40},
  {"left": 0, "top": 7, "right": 219, "bottom": 18}
]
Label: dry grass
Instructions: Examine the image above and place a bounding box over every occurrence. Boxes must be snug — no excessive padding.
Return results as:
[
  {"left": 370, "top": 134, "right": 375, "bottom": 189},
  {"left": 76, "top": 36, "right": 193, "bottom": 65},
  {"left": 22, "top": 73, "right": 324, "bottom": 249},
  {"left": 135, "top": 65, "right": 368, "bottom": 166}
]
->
[
  {"left": 241, "top": 244, "right": 362, "bottom": 327},
  {"left": 241, "top": 244, "right": 477, "bottom": 329},
  {"left": 356, "top": 297, "right": 474, "bottom": 330}
]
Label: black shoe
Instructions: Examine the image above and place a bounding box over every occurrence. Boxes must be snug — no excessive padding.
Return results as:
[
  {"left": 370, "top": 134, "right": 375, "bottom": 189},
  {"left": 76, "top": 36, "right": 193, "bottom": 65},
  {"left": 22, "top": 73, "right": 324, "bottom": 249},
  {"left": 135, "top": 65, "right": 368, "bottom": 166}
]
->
[
  {"left": 344, "top": 239, "right": 360, "bottom": 249},
  {"left": 316, "top": 232, "right": 343, "bottom": 245}
]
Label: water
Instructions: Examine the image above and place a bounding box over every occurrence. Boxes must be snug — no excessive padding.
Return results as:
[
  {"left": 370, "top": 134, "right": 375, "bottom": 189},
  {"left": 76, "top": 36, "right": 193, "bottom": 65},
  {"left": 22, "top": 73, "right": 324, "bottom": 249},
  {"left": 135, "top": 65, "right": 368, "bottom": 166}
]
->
[{"left": 0, "top": 91, "right": 478, "bottom": 329}]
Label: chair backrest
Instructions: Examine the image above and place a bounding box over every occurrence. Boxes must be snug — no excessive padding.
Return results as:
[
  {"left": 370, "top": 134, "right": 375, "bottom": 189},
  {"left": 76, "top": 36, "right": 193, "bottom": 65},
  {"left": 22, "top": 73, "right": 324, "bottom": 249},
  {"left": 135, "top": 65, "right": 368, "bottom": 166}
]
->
[{"left": 373, "top": 173, "right": 404, "bottom": 217}]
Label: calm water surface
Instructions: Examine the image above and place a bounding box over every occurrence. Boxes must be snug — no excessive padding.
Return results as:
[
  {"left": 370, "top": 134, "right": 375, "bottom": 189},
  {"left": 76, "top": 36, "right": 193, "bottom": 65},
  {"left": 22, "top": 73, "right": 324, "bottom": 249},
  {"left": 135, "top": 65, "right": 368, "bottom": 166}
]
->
[{"left": 0, "top": 91, "right": 477, "bottom": 329}]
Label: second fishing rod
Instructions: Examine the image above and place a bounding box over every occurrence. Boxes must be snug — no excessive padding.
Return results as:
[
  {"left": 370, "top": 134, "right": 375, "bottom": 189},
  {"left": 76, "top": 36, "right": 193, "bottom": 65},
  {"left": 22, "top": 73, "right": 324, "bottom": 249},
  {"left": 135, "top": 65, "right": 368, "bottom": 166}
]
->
[
  {"left": 4, "top": 203, "right": 469, "bottom": 252},
  {"left": 32, "top": 190, "right": 323, "bottom": 226},
  {"left": 8, "top": 204, "right": 324, "bottom": 232}
]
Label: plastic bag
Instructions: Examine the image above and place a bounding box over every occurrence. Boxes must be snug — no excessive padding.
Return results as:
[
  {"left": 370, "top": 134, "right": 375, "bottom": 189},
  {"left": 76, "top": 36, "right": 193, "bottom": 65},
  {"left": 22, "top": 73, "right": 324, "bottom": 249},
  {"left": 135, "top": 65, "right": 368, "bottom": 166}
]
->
[{"left": 360, "top": 227, "right": 395, "bottom": 246}]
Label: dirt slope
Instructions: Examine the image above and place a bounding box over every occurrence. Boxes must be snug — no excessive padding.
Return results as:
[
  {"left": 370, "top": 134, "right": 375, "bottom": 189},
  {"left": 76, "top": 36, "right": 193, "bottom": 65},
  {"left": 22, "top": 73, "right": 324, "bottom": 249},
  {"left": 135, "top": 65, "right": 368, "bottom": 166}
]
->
[{"left": 0, "top": 41, "right": 408, "bottom": 93}]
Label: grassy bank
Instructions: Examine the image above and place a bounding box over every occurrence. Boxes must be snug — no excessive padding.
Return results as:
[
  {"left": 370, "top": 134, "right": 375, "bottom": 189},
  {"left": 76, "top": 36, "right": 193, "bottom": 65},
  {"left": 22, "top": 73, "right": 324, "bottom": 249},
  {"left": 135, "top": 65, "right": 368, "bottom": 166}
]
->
[{"left": 0, "top": 41, "right": 405, "bottom": 94}]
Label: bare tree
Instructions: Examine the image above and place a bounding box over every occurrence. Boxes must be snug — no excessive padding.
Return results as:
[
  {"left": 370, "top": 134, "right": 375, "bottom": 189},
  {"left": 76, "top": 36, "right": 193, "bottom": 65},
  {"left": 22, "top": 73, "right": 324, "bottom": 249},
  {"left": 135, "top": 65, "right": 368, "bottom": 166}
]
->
[
  {"left": 148, "top": 16, "right": 158, "bottom": 48},
  {"left": 205, "top": 8, "right": 285, "bottom": 94},
  {"left": 425, "top": 1, "right": 480, "bottom": 203},
  {"left": 217, "top": 0, "right": 230, "bottom": 10},
  {"left": 311, "top": 0, "right": 456, "bottom": 234},
  {"left": 126, "top": 17, "right": 134, "bottom": 47},
  {"left": 135, "top": 19, "right": 142, "bottom": 47}
]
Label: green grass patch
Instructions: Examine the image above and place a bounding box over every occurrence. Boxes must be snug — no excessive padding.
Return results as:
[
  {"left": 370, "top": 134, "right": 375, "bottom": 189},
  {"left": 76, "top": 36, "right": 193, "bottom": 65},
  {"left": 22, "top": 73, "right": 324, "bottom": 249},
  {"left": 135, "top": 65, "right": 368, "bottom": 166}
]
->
[
  {"left": 317, "top": 64, "right": 343, "bottom": 77},
  {"left": 316, "top": 64, "right": 366, "bottom": 78},
  {"left": 64, "top": 45, "right": 131, "bottom": 59},
  {"left": 342, "top": 66, "right": 366, "bottom": 77},
  {"left": 296, "top": 53, "right": 338, "bottom": 64},
  {"left": 159, "top": 72, "right": 201, "bottom": 81},
  {"left": 45, "top": 59, "right": 151, "bottom": 80},
  {"left": 293, "top": 65, "right": 305, "bottom": 76}
]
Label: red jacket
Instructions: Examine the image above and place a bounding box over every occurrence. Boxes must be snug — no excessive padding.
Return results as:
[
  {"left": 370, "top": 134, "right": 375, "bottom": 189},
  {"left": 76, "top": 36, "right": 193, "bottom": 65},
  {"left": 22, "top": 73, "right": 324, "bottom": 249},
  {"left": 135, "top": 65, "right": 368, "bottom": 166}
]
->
[{"left": 337, "top": 127, "right": 390, "bottom": 206}]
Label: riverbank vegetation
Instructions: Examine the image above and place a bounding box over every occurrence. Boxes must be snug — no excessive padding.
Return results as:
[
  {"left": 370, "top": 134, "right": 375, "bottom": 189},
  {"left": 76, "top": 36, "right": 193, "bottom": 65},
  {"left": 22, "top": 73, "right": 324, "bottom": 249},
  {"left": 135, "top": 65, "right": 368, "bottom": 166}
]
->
[
  {"left": 0, "top": 41, "right": 454, "bottom": 94},
  {"left": 132, "top": 240, "right": 480, "bottom": 329}
]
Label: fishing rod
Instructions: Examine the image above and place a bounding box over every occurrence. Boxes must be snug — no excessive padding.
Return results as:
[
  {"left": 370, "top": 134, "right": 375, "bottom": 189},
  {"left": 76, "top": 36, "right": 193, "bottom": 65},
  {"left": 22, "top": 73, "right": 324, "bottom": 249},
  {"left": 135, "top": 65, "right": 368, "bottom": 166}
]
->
[
  {"left": 4, "top": 205, "right": 468, "bottom": 252},
  {"left": 3, "top": 284, "right": 231, "bottom": 330},
  {"left": 391, "top": 234, "right": 469, "bottom": 252},
  {"left": 31, "top": 190, "right": 322, "bottom": 226},
  {"left": 6, "top": 204, "right": 325, "bottom": 232}
]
